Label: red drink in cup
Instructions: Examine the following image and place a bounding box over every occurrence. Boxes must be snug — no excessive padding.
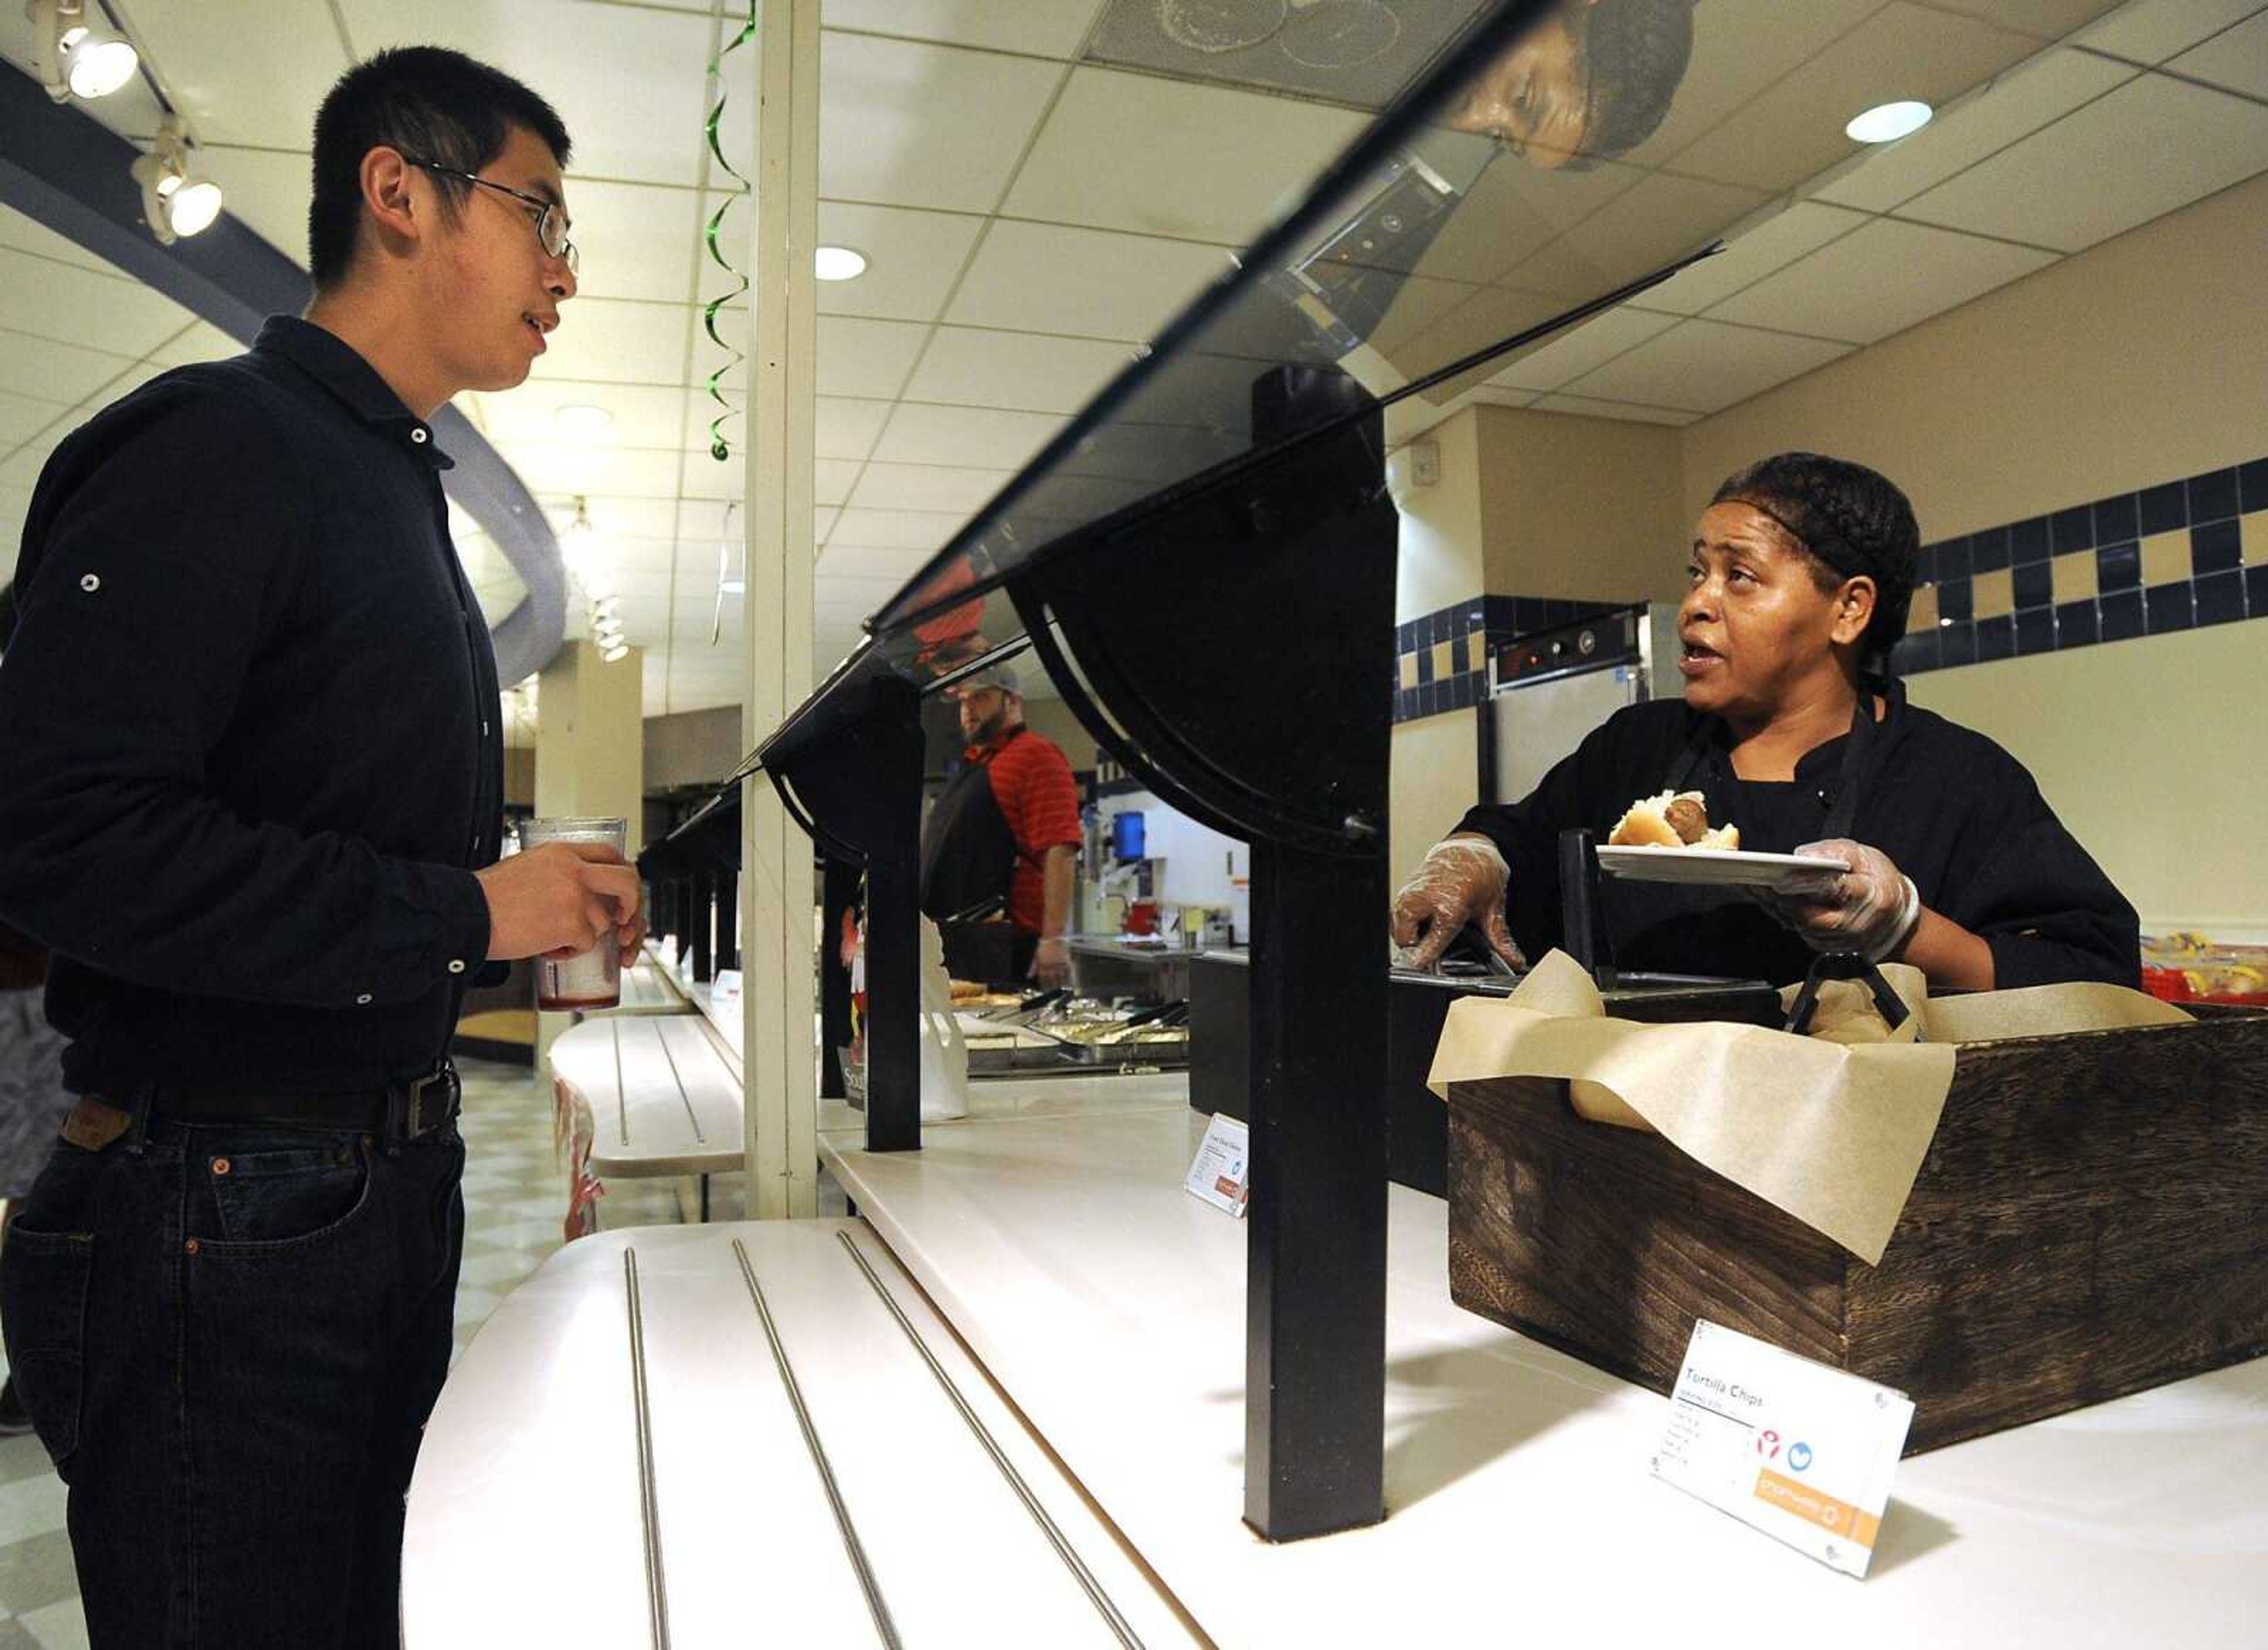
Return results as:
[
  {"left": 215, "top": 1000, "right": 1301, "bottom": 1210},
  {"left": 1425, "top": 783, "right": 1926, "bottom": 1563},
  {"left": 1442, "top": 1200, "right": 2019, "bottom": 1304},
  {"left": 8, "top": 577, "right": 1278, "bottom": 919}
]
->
[{"left": 514, "top": 815, "right": 630, "bottom": 1010}]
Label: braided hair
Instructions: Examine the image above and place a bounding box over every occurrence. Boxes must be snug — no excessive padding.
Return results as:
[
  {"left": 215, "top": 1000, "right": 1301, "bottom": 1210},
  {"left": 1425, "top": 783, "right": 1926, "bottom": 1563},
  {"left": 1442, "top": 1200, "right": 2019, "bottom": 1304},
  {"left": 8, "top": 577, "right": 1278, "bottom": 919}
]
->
[
  {"left": 1566, "top": 0, "right": 1697, "bottom": 167},
  {"left": 1710, "top": 452, "right": 1920, "bottom": 667}
]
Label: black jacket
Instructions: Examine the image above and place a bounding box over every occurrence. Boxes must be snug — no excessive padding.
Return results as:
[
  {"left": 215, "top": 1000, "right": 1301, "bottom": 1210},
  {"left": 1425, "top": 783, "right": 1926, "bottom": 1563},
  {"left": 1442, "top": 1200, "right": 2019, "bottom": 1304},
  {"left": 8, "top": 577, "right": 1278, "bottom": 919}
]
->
[
  {"left": 1456, "top": 681, "right": 2140, "bottom": 989},
  {"left": 0, "top": 317, "right": 504, "bottom": 1095}
]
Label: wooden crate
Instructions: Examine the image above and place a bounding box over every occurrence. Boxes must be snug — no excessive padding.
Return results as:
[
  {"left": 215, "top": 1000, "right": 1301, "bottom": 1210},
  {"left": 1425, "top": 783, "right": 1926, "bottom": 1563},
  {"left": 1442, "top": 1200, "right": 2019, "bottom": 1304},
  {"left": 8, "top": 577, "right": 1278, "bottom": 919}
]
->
[{"left": 1445, "top": 1005, "right": 2268, "bottom": 1453}]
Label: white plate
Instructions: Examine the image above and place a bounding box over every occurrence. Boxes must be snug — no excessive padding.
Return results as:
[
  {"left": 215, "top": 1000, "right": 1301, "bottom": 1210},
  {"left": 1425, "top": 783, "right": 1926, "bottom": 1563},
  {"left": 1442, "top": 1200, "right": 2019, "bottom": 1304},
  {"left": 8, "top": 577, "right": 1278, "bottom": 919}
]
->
[{"left": 1595, "top": 844, "right": 1849, "bottom": 892}]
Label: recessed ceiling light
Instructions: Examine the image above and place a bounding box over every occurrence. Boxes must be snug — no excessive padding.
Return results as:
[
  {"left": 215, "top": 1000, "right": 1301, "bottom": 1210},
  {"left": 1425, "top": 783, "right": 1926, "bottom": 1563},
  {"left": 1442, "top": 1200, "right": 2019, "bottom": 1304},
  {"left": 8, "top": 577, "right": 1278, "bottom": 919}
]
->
[
  {"left": 814, "top": 245, "right": 867, "bottom": 282},
  {"left": 555, "top": 403, "right": 613, "bottom": 439},
  {"left": 1846, "top": 100, "right": 1932, "bottom": 144}
]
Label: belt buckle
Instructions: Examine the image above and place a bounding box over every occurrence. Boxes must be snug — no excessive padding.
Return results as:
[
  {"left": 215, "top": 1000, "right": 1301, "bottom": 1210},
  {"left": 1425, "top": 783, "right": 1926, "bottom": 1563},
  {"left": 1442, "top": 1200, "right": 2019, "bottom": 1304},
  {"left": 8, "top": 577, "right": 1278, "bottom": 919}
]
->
[{"left": 405, "top": 1064, "right": 459, "bottom": 1136}]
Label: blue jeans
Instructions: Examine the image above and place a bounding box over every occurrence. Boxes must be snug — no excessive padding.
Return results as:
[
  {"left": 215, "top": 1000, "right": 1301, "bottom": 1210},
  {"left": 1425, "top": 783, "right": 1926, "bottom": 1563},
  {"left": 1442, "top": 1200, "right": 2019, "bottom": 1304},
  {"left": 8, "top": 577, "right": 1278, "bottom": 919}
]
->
[{"left": 1, "top": 1106, "right": 465, "bottom": 1648}]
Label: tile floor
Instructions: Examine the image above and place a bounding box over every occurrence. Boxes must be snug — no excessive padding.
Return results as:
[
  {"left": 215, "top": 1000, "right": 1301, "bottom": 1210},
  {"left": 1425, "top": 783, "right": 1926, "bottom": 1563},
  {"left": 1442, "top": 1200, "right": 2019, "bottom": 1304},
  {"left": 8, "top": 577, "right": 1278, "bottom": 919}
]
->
[{"left": 0, "top": 1051, "right": 726, "bottom": 1648}]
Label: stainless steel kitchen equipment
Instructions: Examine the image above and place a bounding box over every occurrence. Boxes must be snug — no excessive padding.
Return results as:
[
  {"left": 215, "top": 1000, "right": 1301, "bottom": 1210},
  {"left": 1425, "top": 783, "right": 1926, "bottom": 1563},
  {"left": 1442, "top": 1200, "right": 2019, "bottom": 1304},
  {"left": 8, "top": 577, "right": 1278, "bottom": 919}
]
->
[{"left": 1488, "top": 602, "right": 1682, "bottom": 804}]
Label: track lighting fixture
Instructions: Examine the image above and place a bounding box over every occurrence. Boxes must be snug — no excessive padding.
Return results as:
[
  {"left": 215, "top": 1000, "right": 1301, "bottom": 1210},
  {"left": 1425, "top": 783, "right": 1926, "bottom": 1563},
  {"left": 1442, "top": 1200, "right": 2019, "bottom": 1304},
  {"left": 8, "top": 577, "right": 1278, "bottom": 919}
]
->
[
  {"left": 28, "top": 0, "right": 139, "bottom": 103},
  {"left": 131, "top": 117, "right": 224, "bottom": 244}
]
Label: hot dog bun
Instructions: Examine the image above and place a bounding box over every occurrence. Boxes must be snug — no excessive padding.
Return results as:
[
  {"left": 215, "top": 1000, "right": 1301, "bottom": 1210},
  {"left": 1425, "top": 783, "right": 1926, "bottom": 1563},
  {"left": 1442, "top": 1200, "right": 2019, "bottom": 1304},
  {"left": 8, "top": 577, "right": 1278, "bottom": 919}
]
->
[{"left": 1608, "top": 790, "right": 1740, "bottom": 851}]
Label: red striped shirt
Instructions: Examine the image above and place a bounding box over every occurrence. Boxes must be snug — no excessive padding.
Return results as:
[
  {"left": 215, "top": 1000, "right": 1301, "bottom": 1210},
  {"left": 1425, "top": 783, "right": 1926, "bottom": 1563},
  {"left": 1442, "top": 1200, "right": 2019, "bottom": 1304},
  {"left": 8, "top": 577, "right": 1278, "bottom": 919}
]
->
[{"left": 970, "top": 728, "right": 1082, "bottom": 934}]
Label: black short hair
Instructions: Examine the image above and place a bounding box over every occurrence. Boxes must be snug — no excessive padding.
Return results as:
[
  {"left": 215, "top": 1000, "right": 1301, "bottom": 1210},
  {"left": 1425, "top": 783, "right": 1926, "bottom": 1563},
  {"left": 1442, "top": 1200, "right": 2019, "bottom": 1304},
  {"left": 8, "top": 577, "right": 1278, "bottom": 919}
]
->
[
  {"left": 1569, "top": 0, "right": 1696, "bottom": 167},
  {"left": 308, "top": 46, "right": 571, "bottom": 289},
  {"left": 1711, "top": 452, "right": 1920, "bottom": 666}
]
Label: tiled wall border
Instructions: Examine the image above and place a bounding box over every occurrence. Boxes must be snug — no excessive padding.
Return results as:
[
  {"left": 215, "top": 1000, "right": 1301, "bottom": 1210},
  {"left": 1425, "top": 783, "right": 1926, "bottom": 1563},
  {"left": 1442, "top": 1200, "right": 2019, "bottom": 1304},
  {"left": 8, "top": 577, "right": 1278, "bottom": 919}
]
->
[
  {"left": 1393, "top": 594, "right": 1619, "bottom": 724},
  {"left": 1892, "top": 455, "right": 2268, "bottom": 674}
]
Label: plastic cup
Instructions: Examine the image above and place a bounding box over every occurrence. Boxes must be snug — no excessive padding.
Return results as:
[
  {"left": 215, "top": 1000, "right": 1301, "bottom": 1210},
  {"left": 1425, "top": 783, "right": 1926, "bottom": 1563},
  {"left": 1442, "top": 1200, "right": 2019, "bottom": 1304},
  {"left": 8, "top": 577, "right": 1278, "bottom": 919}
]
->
[{"left": 514, "top": 816, "right": 630, "bottom": 1010}]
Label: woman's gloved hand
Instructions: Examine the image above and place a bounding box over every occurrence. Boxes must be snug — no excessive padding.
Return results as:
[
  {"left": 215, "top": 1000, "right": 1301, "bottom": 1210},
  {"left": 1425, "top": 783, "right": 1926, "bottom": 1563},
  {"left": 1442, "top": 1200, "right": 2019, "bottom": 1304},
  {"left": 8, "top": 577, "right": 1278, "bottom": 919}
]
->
[
  {"left": 1756, "top": 839, "right": 1922, "bottom": 962},
  {"left": 1390, "top": 836, "right": 1523, "bottom": 970}
]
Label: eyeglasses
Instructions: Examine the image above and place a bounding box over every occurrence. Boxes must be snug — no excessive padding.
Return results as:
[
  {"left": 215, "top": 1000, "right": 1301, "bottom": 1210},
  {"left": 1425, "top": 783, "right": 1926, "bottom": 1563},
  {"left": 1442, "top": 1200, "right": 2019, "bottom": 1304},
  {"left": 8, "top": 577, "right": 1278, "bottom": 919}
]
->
[{"left": 405, "top": 158, "right": 577, "bottom": 273}]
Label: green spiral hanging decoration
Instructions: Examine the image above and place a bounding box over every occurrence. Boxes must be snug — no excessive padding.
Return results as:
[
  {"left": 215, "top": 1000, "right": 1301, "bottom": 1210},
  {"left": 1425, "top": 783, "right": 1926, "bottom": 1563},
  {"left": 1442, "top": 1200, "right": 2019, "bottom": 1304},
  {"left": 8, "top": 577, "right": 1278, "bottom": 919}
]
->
[{"left": 702, "top": 7, "right": 759, "bottom": 462}]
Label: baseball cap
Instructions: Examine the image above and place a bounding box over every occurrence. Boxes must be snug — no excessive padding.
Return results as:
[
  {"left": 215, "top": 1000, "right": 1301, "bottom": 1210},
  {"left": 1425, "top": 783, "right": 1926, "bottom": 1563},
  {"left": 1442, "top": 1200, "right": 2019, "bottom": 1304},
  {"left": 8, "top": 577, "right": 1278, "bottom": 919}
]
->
[{"left": 950, "top": 662, "right": 1021, "bottom": 696}]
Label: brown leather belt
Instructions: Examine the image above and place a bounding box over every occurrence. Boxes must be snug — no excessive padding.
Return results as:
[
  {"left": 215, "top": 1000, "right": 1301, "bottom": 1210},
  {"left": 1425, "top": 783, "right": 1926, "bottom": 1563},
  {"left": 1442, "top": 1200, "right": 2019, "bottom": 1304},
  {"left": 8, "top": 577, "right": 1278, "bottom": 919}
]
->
[{"left": 70, "top": 1063, "right": 462, "bottom": 1146}]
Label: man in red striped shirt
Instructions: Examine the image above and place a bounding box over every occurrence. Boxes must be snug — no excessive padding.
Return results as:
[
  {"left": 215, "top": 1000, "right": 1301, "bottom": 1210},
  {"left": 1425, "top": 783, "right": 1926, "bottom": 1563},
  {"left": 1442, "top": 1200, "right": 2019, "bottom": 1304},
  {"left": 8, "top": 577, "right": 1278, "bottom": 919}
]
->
[{"left": 920, "top": 666, "right": 1083, "bottom": 989}]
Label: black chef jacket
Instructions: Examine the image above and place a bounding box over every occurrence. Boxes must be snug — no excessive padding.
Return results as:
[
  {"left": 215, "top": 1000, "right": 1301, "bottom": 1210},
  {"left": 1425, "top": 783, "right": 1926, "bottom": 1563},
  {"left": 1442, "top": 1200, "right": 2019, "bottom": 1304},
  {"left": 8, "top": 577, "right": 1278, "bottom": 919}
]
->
[
  {"left": 0, "top": 316, "right": 505, "bottom": 1097},
  {"left": 1455, "top": 680, "right": 2140, "bottom": 990}
]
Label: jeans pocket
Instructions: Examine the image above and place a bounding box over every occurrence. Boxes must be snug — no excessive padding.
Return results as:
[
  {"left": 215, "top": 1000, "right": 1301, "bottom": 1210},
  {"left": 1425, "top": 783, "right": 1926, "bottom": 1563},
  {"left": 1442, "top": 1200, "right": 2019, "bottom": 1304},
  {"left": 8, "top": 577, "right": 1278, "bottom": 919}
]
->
[
  {"left": 204, "top": 1137, "right": 374, "bottom": 1251},
  {"left": 0, "top": 1219, "right": 95, "bottom": 1469}
]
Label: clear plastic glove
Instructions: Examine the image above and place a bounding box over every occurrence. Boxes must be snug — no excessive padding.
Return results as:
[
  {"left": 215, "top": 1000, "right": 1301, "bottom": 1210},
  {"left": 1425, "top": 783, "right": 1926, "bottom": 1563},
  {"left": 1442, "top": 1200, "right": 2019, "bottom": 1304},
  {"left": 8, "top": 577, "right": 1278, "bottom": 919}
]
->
[
  {"left": 1030, "top": 936, "right": 1071, "bottom": 990},
  {"left": 1390, "top": 837, "right": 1523, "bottom": 971},
  {"left": 1755, "top": 839, "right": 1922, "bottom": 962}
]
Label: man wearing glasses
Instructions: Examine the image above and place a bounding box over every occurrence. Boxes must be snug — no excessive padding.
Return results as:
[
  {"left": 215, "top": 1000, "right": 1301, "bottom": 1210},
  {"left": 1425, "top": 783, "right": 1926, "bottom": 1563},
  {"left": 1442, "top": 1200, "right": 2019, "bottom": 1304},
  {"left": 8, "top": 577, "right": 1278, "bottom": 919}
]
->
[{"left": 0, "top": 45, "right": 639, "bottom": 1648}]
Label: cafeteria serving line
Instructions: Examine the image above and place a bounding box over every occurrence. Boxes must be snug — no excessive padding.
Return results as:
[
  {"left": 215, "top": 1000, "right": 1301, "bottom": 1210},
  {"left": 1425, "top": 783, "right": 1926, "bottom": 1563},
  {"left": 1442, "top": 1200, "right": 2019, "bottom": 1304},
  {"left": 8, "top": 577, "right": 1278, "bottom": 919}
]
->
[{"left": 2, "top": 0, "right": 2266, "bottom": 1645}]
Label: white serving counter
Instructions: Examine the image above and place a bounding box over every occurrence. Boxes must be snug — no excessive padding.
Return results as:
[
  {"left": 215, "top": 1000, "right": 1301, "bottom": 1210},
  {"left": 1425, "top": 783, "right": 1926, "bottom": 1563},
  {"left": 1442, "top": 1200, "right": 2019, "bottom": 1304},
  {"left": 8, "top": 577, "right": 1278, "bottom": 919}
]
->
[{"left": 820, "top": 1088, "right": 2268, "bottom": 1648}]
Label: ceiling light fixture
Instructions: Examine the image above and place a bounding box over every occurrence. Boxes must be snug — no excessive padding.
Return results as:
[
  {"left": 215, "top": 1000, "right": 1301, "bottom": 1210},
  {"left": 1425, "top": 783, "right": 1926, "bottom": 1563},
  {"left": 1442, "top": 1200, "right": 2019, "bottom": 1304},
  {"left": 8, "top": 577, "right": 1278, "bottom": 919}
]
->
[
  {"left": 131, "top": 117, "right": 224, "bottom": 244},
  {"left": 599, "top": 642, "right": 630, "bottom": 664},
  {"left": 29, "top": 0, "right": 139, "bottom": 102},
  {"left": 554, "top": 403, "right": 613, "bottom": 440},
  {"left": 1845, "top": 100, "right": 1933, "bottom": 144},
  {"left": 814, "top": 244, "right": 868, "bottom": 282},
  {"left": 564, "top": 494, "right": 615, "bottom": 597}
]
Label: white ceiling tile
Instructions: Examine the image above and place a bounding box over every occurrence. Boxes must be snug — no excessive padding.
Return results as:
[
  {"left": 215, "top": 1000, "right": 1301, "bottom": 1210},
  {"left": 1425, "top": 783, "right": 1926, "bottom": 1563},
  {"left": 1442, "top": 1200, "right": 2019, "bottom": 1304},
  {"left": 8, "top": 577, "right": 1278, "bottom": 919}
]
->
[
  {"left": 1503, "top": 171, "right": 1770, "bottom": 303},
  {"left": 816, "top": 397, "right": 892, "bottom": 461},
  {"left": 814, "top": 203, "right": 984, "bottom": 322},
  {"left": 1921, "top": 1, "right": 2136, "bottom": 38},
  {"left": 0, "top": 250, "right": 194, "bottom": 360},
  {"left": 148, "top": 321, "right": 245, "bottom": 366},
  {"left": 1619, "top": 0, "right": 1882, "bottom": 168},
  {"left": 0, "top": 392, "right": 69, "bottom": 446},
  {"left": 903, "top": 325, "right": 1133, "bottom": 412},
  {"left": 559, "top": 181, "right": 706, "bottom": 305},
  {"left": 817, "top": 315, "right": 931, "bottom": 399},
  {"left": 2076, "top": 0, "right": 2266, "bottom": 62},
  {"left": 540, "top": 495, "right": 677, "bottom": 539},
  {"left": 1485, "top": 305, "right": 1682, "bottom": 393},
  {"left": 1529, "top": 393, "right": 1700, "bottom": 427},
  {"left": 1667, "top": 4, "right": 2045, "bottom": 196},
  {"left": 0, "top": 330, "right": 143, "bottom": 406},
  {"left": 496, "top": 441, "right": 680, "bottom": 500},
  {"left": 1898, "top": 71, "right": 2268, "bottom": 251},
  {"left": 527, "top": 299, "right": 693, "bottom": 387},
  {"left": 341, "top": 0, "right": 716, "bottom": 186},
  {"left": 1705, "top": 220, "right": 2059, "bottom": 344},
  {"left": 822, "top": 1, "right": 1104, "bottom": 57},
  {"left": 1563, "top": 319, "right": 1853, "bottom": 414},
  {"left": 125, "top": 0, "right": 350, "bottom": 148},
  {"left": 1405, "top": 154, "right": 1648, "bottom": 287},
  {"left": 0, "top": 205, "right": 129, "bottom": 278},
  {"left": 1366, "top": 275, "right": 1487, "bottom": 358},
  {"left": 814, "top": 506, "right": 842, "bottom": 542},
  {"left": 461, "top": 380, "right": 693, "bottom": 451},
  {"left": 848, "top": 462, "right": 1014, "bottom": 513},
  {"left": 194, "top": 145, "right": 314, "bottom": 265},
  {"left": 678, "top": 449, "right": 742, "bottom": 503},
  {"left": 1003, "top": 68, "right": 1366, "bottom": 244},
  {"left": 1643, "top": 202, "right": 1872, "bottom": 315},
  {"left": 814, "top": 458, "right": 865, "bottom": 507},
  {"left": 817, "top": 543, "right": 940, "bottom": 580},
  {"left": 1393, "top": 286, "right": 1578, "bottom": 393},
  {"left": 1811, "top": 47, "right": 2139, "bottom": 214},
  {"left": 2168, "top": 9, "right": 2268, "bottom": 95},
  {"left": 820, "top": 33, "right": 1063, "bottom": 213},
  {"left": 825, "top": 509, "right": 967, "bottom": 552},
  {"left": 872, "top": 402, "right": 1067, "bottom": 468},
  {"left": 947, "top": 220, "right": 1231, "bottom": 341}
]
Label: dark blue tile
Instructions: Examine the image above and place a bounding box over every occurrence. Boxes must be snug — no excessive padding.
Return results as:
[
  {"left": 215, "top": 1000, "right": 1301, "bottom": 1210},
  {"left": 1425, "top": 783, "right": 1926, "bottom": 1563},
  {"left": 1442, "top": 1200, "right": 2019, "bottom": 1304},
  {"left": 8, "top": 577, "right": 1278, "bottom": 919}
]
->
[
  {"left": 1514, "top": 598, "right": 1546, "bottom": 634},
  {"left": 1394, "top": 689, "right": 1413, "bottom": 721},
  {"left": 1397, "top": 621, "right": 1415, "bottom": 651},
  {"left": 1894, "top": 630, "right": 1940, "bottom": 674},
  {"left": 2195, "top": 570, "right": 2245, "bottom": 625},
  {"left": 1414, "top": 645, "right": 1434, "bottom": 684},
  {"left": 2054, "top": 599, "right": 2098, "bottom": 648},
  {"left": 2241, "top": 457, "right": 2268, "bottom": 515},
  {"left": 1938, "top": 620, "right": 1976, "bottom": 666},
  {"left": 2013, "top": 559, "right": 2054, "bottom": 609},
  {"left": 1936, "top": 576, "right": 1973, "bottom": 622},
  {"left": 1913, "top": 544, "right": 1938, "bottom": 586},
  {"left": 2049, "top": 506, "right": 2093, "bottom": 555},
  {"left": 2189, "top": 466, "right": 2239, "bottom": 524},
  {"left": 2008, "top": 517, "right": 2051, "bottom": 564},
  {"left": 2192, "top": 517, "right": 2241, "bottom": 574},
  {"left": 1935, "top": 536, "right": 1973, "bottom": 579},
  {"left": 2097, "top": 540, "right": 2140, "bottom": 591},
  {"left": 2016, "top": 606, "right": 2057, "bottom": 655},
  {"left": 1450, "top": 635, "right": 1470, "bottom": 674},
  {"left": 1976, "top": 614, "right": 2015, "bottom": 661},
  {"left": 2146, "top": 582, "right": 2194, "bottom": 634},
  {"left": 2139, "top": 480, "right": 2186, "bottom": 535},
  {"left": 1466, "top": 602, "right": 1487, "bottom": 633},
  {"left": 2250, "top": 564, "right": 2268, "bottom": 617},
  {"left": 2100, "top": 589, "right": 2145, "bottom": 641},
  {"left": 2091, "top": 493, "right": 2139, "bottom": 545}
]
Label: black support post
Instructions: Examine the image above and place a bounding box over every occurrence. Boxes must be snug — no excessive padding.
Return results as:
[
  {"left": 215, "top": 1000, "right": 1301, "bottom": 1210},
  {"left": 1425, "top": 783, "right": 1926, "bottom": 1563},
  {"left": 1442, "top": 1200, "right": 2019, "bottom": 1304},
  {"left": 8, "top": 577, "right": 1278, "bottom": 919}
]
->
[
  {"left": 1244, "top": 837, "right": 1389, "bottom": 1538},
  {"left": 819, "top": 857, "right": 860, "bottom": 1099}
]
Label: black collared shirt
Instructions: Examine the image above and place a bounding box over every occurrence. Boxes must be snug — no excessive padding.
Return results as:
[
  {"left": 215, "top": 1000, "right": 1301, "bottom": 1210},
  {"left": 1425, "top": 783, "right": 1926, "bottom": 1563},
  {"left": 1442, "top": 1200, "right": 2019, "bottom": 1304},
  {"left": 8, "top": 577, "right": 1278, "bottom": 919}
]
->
[
  {"left": 1456, "top": 680, "right": 2142, "bottom": 989},
  {"left": 0, "top": 317, "right": 503, "bottom": 1096}
]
